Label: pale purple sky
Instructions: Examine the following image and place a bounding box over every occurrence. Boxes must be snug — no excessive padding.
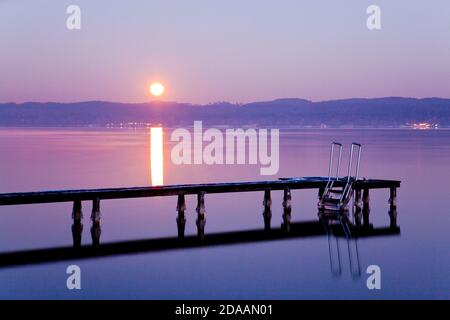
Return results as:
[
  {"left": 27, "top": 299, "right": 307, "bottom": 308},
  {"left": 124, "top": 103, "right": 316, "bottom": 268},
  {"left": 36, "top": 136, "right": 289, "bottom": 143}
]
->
[{"left": 0, "top": 0, "right": 449, "bottom": 104}]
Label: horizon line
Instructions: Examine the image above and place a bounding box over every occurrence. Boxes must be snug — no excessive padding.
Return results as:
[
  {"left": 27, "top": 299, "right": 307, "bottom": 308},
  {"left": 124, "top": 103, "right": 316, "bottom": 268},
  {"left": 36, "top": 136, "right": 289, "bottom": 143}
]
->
[{"left": 1, "top": 96, "right": 450, "bottom": 106}]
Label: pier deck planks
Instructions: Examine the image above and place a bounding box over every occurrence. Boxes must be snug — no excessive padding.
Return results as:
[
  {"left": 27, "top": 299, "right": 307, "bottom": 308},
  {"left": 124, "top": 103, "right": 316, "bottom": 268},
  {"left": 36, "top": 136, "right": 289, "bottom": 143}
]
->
[{"left": 0, "top": 176, "right": 400, "bottom": 206}]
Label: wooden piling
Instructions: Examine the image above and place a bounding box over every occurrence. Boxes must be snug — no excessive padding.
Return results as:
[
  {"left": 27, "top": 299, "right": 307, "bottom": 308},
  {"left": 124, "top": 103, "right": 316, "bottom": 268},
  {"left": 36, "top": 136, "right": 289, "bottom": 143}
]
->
[
  {"left": 282, "top": 188, "right": 292, "bottom": 232},
  {"left": 176, "top": 194, "right": 186, "bottom": 238},
  {"left": 71, "top": 200, "right": 83, "bottom": 247},
  {"left": 353, "top": 188, "right": 362, "bottom": 227},
  {"left": 263, "top": 189, "right": 272, "bottom": 231},
  {"left": 90, "top": 198, "right": 101, "bottom": 246},
  {"left": 318, "top": 187, "right": 325, "bottom": 199},
  {"left": 72, "top": 200, "right": 83, "bottom": 221},
  {"left": 363, "top": 188, "right": 371, "bottom": 227},
  {"left": 91, "top": 223, "right": 101, "bottom": 246},
  {"left": 196, "top": 192, "right": 206, "bottom": 241},
  {"left": 91, "top": 198, "right": 101, "bottom": 223},
  {"left": 389, "top": 187, "right": 398, "bottom": 228}
]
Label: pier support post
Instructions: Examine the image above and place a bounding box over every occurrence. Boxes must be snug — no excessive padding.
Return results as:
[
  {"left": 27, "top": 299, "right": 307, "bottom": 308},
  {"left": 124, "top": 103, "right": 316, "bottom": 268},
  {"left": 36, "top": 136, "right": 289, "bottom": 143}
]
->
[
  {"left": 353, "top": 188, "right": 363, "bottom": 227},
  {"left": 176, "top": 194, "right": 186, "bottom": 239},
  {"left": 71, "top": 200, "right": 83, "bottom": 248},
  {"left": 318, "top": 187, "right": 325, "bottom": 199},
  {"left": 196, "top": 192, "right": 206, "bottom": 241},
  {"left": 388, "top": 187, "right": 398, "bottom": 228},
  {"left": 263, "top": 189, "right": 272, "bottom": 231},
  {"left": 281, "top": 188, "right": 292, "bottom": 232},
  {"left": 362, "top": 188, "right": 371, "bottom": 227},
  {"left": 90, "top": 198, "right": 101, "bottom": 246}
]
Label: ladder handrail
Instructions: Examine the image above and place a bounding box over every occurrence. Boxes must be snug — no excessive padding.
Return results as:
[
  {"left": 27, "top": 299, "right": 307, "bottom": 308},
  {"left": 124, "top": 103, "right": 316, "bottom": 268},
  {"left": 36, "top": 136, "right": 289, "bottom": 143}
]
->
[
  {"left": 323, "top": 142, "right": 342, "bottom": 200},
  {"left": 327, "top": 142, "right": 342, "bottom": 181},
  {"left": 340, "top": 143, "right": 362, "bottom": 205},
  {"left": 346, "top": 144, "right": 354, "bottom": 183},
  {"left": 336, "top": 145, "right": 342, "bottom": 180},
  {"left": 353, "top": 143, "right": 362, "bottom": 181}
]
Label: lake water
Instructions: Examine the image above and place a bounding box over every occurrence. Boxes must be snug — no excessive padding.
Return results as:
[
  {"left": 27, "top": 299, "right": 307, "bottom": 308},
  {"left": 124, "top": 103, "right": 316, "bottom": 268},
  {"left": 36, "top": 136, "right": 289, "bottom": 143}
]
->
[{"left": 0, "top": 127, "right": 448, "bottom": 299}]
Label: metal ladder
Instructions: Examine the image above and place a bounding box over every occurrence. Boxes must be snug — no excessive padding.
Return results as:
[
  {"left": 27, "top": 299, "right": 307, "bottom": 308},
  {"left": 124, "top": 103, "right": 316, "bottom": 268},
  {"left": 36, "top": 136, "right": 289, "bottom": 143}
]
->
[{"left": 319, "top": 142, "right": 362, "bottom": 211}]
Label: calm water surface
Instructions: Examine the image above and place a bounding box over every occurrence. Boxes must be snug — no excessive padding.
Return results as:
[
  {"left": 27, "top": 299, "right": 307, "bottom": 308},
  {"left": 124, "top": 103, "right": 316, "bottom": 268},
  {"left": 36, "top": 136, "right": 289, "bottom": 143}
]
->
[{"left": 0, "top": 127, "right": 448, "bottom": 299}]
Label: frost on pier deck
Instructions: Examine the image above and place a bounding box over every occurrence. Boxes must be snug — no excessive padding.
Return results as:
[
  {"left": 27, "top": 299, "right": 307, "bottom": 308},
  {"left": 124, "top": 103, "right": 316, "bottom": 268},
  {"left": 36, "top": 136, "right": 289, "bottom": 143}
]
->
[{"left": 0, "top": 176, "right": 400, "bottom": 205}]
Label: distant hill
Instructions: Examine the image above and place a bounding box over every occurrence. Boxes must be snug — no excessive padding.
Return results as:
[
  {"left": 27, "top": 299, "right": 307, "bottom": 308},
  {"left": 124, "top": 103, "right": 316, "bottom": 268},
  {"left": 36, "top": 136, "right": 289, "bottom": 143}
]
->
[{"left": 0, "top": 97, "right": 449, "bottom": 128}]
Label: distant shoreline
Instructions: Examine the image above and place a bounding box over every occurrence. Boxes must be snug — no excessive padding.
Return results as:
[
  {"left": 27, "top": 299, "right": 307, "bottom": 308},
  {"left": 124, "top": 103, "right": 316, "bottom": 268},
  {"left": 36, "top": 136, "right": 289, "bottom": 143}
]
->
[{"left": 1, "top": 97, "right": 449, "bottom": 127}]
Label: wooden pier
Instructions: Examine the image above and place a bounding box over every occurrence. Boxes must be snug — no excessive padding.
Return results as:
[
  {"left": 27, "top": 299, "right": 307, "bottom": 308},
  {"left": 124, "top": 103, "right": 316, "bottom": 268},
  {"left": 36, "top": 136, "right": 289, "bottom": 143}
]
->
[{"left": 0, "top": 176, "right": 400, "bottom": 246}]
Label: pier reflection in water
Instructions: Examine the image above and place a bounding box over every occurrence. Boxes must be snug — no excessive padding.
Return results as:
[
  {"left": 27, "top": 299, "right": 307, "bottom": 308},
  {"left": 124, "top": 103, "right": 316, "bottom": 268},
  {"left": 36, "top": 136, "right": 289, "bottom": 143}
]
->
[
  {"left": 17, "top": 204, "right": 399, "bottom": 273},
  {"left": 319, "top": 193, "right": 399, "bottom": 278},
  {"left": 320, "top": 212, "right": 362, "bottom": 278}
]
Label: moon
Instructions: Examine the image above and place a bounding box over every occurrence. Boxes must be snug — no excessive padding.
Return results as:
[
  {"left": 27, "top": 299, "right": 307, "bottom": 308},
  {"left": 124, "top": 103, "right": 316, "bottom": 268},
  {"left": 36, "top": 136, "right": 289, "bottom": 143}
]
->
[{"left": 150, "top": 82, "right": 165, "bottom": 97}]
